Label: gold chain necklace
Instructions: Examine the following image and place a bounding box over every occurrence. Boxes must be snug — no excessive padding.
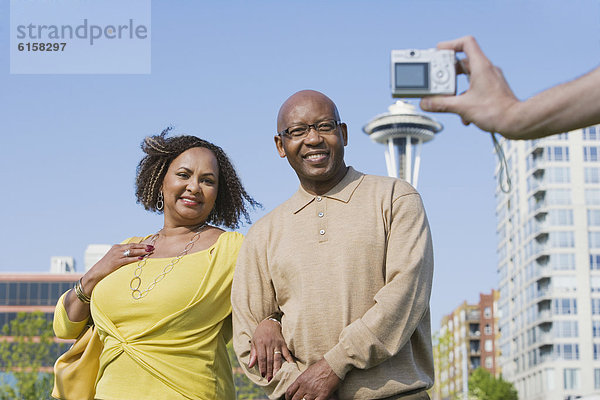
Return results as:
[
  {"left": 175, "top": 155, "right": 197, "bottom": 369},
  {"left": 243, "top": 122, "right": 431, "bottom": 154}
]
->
[{"left": 130, "top": 223, "right": 207, "bottom": 300}]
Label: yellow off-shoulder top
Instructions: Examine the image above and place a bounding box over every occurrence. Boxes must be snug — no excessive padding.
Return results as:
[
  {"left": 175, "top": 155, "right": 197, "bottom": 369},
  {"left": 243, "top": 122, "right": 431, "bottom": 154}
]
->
[{"left": 54, "top": 231, "right": 244, "bottom": 400}]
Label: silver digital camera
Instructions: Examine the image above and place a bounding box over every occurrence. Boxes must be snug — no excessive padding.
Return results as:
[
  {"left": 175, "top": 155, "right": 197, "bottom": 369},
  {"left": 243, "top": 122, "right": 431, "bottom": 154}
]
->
[{"left": 390, "top": 49, "right": 456, "bottom": 98}]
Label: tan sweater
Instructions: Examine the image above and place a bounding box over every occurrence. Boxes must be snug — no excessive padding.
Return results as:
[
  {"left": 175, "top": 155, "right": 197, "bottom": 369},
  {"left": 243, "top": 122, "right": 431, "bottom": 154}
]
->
[{"left": 232, "top": 167, "right": 434, "bottom": 400}]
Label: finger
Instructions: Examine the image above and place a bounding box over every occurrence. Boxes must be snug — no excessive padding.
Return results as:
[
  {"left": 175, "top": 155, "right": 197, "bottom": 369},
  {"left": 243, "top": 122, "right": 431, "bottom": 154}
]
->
[
  {"left": 273, "top": 350, "right": 283, "bottom": 376},
  {"left": 123, "top": 243, "right": 155, "bottom": 252},
  {"left": 456, "top": 57, "right": 470, "bottom": 76},
  {"left": 257, "top": 344, "right": 267, "bottom": 378},
  {"left": 266, "top": 347, "right": 274, "bottom": 381},
  {"left": 436, "top": 35, "right": 482, "bottom": 57},
  {"left": 437, "top": 35, "right": 491, "bottom": 71},
  {"left": 286, "top": 380, "right": 300, "bottom": 400},
  {"left": 248, "top": 341, "right": 257, "bottom": 368},
  {"left": 281, "top": 346, "right": 295, "bottom": 364},
  {"left": 291, "top": 390, "right": 307, "bottom": 400},
  {"left": 420, "top": 95, "right": 463, "bottom": 114},
  {"left": 120, "top": 244, "right": 154, "bottom": 259}
]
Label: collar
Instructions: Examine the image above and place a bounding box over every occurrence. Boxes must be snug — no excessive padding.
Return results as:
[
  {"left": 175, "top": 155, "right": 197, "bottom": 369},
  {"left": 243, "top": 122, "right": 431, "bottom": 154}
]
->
[{"left": 288, "top": 167, "right": 365, "bottom": 214}]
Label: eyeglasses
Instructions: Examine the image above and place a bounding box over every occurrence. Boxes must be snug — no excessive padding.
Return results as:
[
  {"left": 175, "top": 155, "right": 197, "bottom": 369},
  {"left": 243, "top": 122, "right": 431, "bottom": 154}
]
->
[{"left": 278, "top": 119, "right": 342, "bottom": 139}]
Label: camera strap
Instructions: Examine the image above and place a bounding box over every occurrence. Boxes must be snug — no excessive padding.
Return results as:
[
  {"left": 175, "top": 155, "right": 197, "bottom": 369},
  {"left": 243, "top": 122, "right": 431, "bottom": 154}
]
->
[
  {"left": 459, "top": 56, "right": 512, "bottom": 193},
  {"left": 491, "top": 132, "right": 512, "bottom": 193}
]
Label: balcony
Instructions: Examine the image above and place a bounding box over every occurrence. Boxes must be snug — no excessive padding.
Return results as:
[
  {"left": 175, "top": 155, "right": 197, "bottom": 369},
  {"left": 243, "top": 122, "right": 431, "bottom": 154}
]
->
[
  {"left": 536, "top": 332, "right": 554, "bottom": 346},
  {"left": 537, "top": 309, "right": 553, "bottom": 323},
  {"left": 535, "top": 266, "right": 552, "bottom": 281},
  {"left": 535, "top": 231, "right": 548, "bottom": 243},
  {"left": 469, "top": 330, "right": 481, "bottom": 338},
  {"left": 532, "top": 221, "right": 548, "bottom": 237},
  {"left": 467, "top": 311, "right": 480, "bottom": 321},
  {"left": 537, "top": 286, "right": 553, "bottom": 301},
  {"left": 539, "top": 348, "right": 554, "bottom": 364},
  {"left": 536, "top": 253, "right": 550, "bottom": 264}
]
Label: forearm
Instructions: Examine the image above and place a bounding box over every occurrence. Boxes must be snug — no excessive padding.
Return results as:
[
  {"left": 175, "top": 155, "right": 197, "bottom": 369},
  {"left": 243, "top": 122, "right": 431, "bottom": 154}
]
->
[
  {"left": 324, "top": 193, "right": 434, "bottom": 379},
  {"left": 53, "top": 291, "right": 91, "bottom": 339},
  {"left": 234, "top": 340, "right": 301, "bottom": 399},
  {"left": 232, "top": 312, "right": 301, "bottom": 398},
  {"left": 499, "top": 67, "right": 600, "bottom": 139},
  {"left": 62, "top": 269, "right": 105, "bottom": 322},
  {"left": 232, "top": 236, "right": 300, "bottom": 397}
]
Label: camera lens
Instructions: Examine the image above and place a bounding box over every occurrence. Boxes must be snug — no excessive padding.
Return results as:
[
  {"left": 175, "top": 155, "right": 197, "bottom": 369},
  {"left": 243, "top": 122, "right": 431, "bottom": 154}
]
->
[{"left": 410, "top": 51, "right": 415, "bottom": 56}]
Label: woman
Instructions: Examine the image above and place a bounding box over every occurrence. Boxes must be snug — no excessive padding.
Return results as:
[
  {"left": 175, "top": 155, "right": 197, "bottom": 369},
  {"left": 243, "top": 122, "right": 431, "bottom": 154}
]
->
[{"left": 54, "top": 129, "right": 259, "bottom": 399}]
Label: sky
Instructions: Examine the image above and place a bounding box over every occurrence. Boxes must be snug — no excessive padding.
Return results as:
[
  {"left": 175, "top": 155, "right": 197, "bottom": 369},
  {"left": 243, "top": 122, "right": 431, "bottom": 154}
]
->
[{"left": 1, "top": 0, "right": 599, "bottom": 331}]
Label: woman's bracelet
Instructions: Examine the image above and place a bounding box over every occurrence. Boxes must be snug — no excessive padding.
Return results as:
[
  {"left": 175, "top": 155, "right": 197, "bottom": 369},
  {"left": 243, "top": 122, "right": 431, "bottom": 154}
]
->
[
  {"left": 73, "top": 278, "right": 91, "bottom": 304},
  {"left": 267, "top": 317, "right": 281, "bottom": 326}
]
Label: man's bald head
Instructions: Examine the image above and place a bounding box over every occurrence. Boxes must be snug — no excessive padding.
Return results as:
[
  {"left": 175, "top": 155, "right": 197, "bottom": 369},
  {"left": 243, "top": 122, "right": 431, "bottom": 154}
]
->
[{"left": 277, "top": 90, "right": 341, "bottom": 133}]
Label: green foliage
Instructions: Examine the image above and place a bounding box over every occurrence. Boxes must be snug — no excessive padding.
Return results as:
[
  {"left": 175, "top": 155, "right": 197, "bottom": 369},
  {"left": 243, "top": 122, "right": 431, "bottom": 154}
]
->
[
  {"left": 0, "top": 312, "right": 55, "bottom": 400},
  {"left": 432, "top": 328, "right": 456, "bottom": 398},
  {"left": 468, "top": 368, "right": 518, "bottom": 400}
]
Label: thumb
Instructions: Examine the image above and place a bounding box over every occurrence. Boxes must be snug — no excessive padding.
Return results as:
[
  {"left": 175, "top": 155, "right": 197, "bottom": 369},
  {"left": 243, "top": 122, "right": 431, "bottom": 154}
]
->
[
  {"left": 248, "top": 343, "right": 257, "bottom": 368},
  {"left": 420, "top": 95, "right": 462, "bottom": 114}
]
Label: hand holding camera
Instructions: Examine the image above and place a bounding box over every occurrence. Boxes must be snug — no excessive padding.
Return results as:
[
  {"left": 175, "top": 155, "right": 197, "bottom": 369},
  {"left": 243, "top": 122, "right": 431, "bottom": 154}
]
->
[{"left": 391, "top": 48, "right": 456, "bottom": 98}]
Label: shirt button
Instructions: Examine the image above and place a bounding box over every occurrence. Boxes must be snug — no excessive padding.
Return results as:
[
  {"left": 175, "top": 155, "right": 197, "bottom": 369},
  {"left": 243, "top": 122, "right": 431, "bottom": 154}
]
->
[
  {"left": 316, "top": 196, "right": 322, "bottom": 202},
  {"left": 319, "top": 229, "right": 325, "bottom": 235},
  {"left": 318, "top": 212, "right": 324, "bottom": 218}
]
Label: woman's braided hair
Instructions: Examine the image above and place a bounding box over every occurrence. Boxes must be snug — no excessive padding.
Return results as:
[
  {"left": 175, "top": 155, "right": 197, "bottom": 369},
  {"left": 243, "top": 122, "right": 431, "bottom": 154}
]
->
[{"left": 135, "top": 127, "right": 260, "bottom": 229}]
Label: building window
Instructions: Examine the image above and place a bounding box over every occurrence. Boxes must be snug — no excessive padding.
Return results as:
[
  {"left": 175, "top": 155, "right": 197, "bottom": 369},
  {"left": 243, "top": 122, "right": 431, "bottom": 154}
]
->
[
  {"left": 548, "top": 146, "right": 570, "bottom": 161},
  {"left": 551, "top": 253, "right": 576, "bottom": 270},
  {"left": 592, "top": 276, "right": 600, "bottom": 293},
  {"left": 484, "top": 340, "right": 493, "bottom": 352},
  {"left": 564, "top": 368, "right": 580, "bottom": 390},
  {"left": 586, "top": 189, "right": 600, "bottom": 205},
  {"left": 545, "top": 167, "right": 571, "bottom": 183},
  {"left": 594, "top": 321, "right": 600, "bottom": 337},
  {"left": 586, "top": 167, "right": 600, "bottom": 183},
  {"left": 555, "top": 344, "right": 579, "bottom": 360},
  {"left": 584, "top": 146, "right": 600, "bottom": 162},
  {"left": 555, "top": 320, "right": 578, "bottom": 338},
  {"left": 590, "top": 232, "right": 600, "bottom": 248},
  {"left": 0, "top": 281, "right": 74, "bottom": 306},
  {"left": 593, "top": 299, "right": 600, "bottom": 315},
  {"left": 591, "top": 254, "right": 600, "bottom": 270},
  {"left": 483, "top": 307, "right": 491, "bottom": 318},
  {"left": 545, "top": 368, "right": 555, "bottom": 390},
  {"left": 584, "top": 126, "right": 599, "bottom": 140},
  {"left": 485, "top": 357, "right": 493, "bottom": 369},
  {"left": 595, "top": 344, "right": 600, "bottom": 360},
  {"left": 553, "top": 275, "right": 577, "bottom": 292},
  {"left": 484, "top": 324, "right": 492, "bottom": 335},
  {"left": 546, "top": 189, "right": 571, "bottom": 205},
  {"left": 550, "top": 231, "right": 575, "bottom": 248},
  {"left": 553, "top": 298, "right": 577, "bottom": 315},
  {"left": 589, "top": 210, "right": 600, "bottom": 226},
  {"left": 548, "top": 209, "right": 574, "bottom": 226},
  {"left": 595, "top": 368, "right": 600, "bottom": 389}
]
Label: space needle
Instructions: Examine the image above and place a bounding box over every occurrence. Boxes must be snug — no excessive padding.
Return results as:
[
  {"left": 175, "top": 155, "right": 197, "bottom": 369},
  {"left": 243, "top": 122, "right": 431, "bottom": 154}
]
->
[{"left": 363, "top": 100, "right": 442, "bottom": 188}]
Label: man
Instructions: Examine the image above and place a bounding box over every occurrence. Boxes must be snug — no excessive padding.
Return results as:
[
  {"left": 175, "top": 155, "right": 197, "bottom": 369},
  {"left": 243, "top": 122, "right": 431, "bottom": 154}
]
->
[
  {"left": 232, "top": 90, "right": 434, "bottom": 400},
  {"left": 420, "top": 36, "right": 600, "bottom": 140}
]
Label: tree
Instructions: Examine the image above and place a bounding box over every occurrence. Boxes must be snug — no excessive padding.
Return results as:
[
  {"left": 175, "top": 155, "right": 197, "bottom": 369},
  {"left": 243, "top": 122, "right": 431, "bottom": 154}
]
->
[
  {"left": 0, "top": 312, "right": 55, "bottom": 400},
  {"left": 468, "top": 367, "right": 518, "bottom": 400}
]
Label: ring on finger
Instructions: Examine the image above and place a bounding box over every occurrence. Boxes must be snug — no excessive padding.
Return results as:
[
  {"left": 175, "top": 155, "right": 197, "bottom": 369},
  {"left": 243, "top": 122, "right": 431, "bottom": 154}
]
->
[
  {"left": 123, "top": 249, "right": 131, "bottom": 257},
  {"left": 274, "top": 350, "right": 282, "bottom": 355}
]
